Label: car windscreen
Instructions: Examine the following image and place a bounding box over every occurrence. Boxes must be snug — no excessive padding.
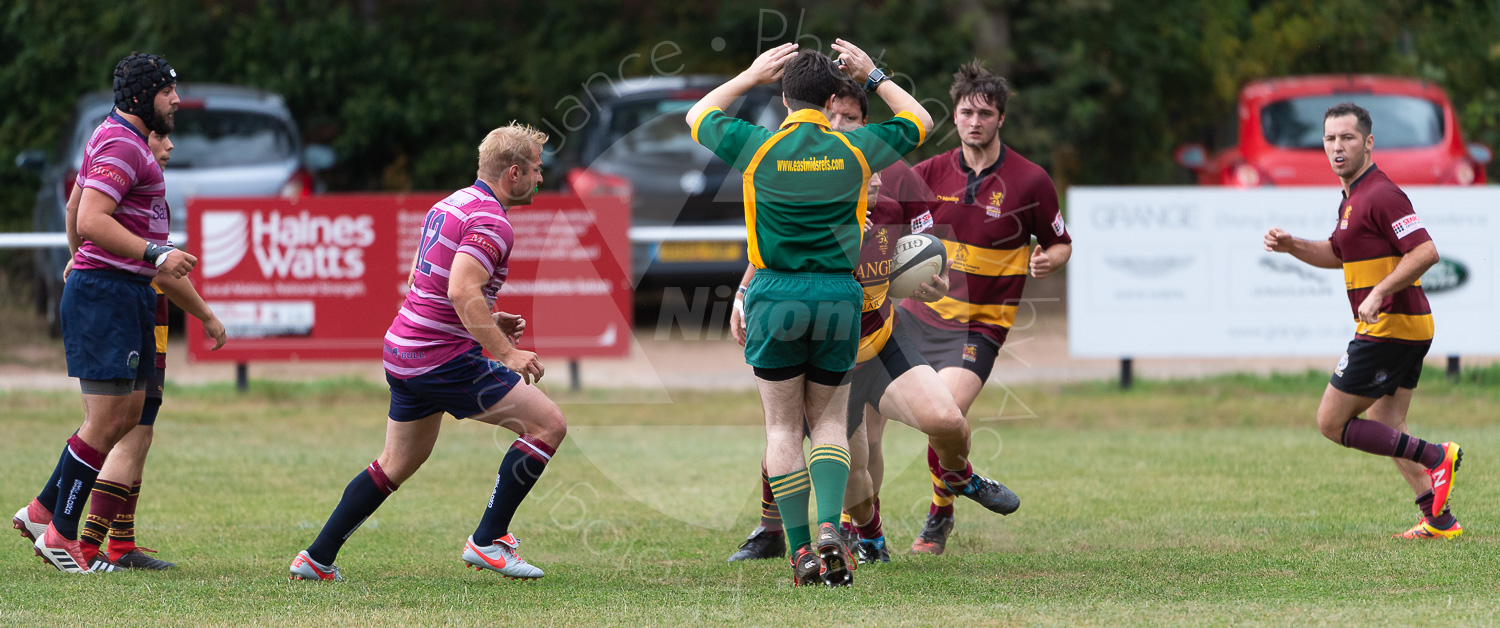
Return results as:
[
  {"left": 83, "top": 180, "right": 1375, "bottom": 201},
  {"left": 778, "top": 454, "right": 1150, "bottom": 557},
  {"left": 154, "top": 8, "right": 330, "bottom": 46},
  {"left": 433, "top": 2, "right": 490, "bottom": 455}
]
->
[
  {"left": 605, "top": 98, "right": 705, "bottom": 158},
  {"left": 166, "top": 110, "right": 297, "bottom": 168},
  {"left": 1260, "top": 95, "right": 1445, "bottom": 149},
  {"left": 72, "top": 109, "right": 296, "bottom": 169}
]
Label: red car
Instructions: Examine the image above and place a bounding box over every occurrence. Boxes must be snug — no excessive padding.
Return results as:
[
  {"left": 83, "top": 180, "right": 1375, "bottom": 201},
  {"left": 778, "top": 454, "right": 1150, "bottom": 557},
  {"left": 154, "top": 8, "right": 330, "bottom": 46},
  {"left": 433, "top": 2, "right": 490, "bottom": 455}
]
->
[{"left": 1176, "top": 75, "right": 1492, "bottom": 186}]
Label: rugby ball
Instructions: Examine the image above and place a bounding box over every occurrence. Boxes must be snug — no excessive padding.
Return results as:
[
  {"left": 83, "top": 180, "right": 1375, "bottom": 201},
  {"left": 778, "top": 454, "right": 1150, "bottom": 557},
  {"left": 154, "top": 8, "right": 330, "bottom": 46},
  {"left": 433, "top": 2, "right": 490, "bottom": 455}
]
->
[{"left": 888, "top": 233, "right": 947, "bottom": 300}]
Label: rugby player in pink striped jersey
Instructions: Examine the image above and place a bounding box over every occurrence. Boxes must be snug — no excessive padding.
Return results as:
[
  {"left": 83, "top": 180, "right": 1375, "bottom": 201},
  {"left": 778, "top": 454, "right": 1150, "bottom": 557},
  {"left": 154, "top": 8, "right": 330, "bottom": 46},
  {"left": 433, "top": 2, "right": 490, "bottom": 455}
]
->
[{"left": 290, "top": 123, "right": 564, "bottom": 582}]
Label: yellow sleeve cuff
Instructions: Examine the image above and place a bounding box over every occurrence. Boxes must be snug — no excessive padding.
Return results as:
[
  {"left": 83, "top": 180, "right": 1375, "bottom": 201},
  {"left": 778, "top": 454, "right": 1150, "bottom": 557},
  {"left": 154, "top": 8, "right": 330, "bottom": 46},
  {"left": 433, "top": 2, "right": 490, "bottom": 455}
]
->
[
  {"left": 894, "top": 111, "right": 926, "bottom": 147},
  {"left": 691, "top": 107, "right": 723, "bottom": 144}
]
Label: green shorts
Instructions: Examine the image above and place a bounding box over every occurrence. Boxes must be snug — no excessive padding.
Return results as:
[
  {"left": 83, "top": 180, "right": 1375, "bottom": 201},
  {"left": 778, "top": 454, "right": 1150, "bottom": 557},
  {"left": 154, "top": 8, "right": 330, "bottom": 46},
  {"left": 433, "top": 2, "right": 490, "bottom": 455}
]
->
[{"left": 744, "top": 269, "right": 861, "bottom": 372}]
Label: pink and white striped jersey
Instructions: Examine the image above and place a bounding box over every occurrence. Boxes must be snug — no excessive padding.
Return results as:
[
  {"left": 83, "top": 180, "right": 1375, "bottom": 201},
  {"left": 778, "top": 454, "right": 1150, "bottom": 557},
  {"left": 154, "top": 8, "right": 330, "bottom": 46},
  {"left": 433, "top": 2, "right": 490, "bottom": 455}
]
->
[
  {"left": 72, "top": 112, "right": 169, "bottom": 276},
  {"left": 384, "top": 181, "right": 515, "bottom": 378}
]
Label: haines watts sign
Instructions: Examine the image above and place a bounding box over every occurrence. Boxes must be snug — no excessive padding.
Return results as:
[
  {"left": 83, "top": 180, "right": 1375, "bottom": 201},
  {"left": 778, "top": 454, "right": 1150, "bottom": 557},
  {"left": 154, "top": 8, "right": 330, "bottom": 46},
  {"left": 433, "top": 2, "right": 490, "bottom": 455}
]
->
[{"left": 186, "top": 194, "right": 631, "bottom": 362}]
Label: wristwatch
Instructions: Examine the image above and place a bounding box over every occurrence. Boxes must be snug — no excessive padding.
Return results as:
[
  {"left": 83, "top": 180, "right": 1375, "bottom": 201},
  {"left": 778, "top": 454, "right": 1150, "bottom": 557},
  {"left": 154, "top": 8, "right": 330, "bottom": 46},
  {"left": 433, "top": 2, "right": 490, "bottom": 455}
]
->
[{"left": 864, "top": 67, "right": 889, "bottom": 92}]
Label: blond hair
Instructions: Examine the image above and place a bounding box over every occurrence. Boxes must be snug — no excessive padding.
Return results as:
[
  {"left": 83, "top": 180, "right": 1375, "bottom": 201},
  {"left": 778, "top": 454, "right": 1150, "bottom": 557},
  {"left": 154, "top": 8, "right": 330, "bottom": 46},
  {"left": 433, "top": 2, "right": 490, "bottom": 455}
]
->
[{"left": 478, "top": 122, "right": 548, "bottom": 181}]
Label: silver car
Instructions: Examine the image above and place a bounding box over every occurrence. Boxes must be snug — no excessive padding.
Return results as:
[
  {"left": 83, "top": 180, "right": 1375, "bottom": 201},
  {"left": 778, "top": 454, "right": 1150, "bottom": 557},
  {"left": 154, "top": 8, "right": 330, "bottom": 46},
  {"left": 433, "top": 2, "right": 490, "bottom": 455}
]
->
[{"left": 18, "top": 84, "right": 334, "bottom": 335}]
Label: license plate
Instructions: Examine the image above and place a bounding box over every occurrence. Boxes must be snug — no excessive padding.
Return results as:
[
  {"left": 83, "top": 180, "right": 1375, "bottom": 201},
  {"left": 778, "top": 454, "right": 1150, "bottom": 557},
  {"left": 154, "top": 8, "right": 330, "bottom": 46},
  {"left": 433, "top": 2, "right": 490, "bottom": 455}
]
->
[{"left": 656, "top": 241, "right": 742, "bottom": 263}]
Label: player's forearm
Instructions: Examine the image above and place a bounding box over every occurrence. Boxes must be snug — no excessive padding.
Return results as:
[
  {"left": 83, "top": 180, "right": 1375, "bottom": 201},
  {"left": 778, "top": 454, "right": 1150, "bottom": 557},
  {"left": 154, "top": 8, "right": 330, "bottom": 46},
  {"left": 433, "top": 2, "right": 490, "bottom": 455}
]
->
[
  {"left": 451, "top": 288, "right": 517, "bottom": 360},
  {"left": 78, "top": 208, "right": 150, "bottom": 261},
  {"left": 736, "top": 263, "right": 756, "bottom": 289},
  {"left": 872, "top": 82, "right": 934, "bottom": 134},
  {"left": 1372, "top": 241, "right": 1438, "bottom": 300},
  {"left": 1288, "top": 238, "right": 1341, "bottom": 269},
  {"left": 686, "top": 74, "right": 757, "bottom": 127},
  {"left": 1045, "top": 242, "right": 1072, "bottom": 270},
  {"left": 154, "top": 273, "right": 215, "bottom": 323}
]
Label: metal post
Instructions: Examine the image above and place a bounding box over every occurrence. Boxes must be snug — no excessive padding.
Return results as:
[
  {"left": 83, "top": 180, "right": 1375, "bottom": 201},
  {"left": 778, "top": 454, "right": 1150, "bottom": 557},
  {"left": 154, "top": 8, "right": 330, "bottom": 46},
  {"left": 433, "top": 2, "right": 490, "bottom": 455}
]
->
[
  {"left": 1120, "top": 357, "right": 1133, "bottom": 389},
  {"left": 1447, "top": 355, "right": 1460, "bottom": 383},
  {"left": 569, "top": 360, "right": 581, "bottom": 392},
  {"left": 236, "top": 362, "right": 249, "bottom": 392}
]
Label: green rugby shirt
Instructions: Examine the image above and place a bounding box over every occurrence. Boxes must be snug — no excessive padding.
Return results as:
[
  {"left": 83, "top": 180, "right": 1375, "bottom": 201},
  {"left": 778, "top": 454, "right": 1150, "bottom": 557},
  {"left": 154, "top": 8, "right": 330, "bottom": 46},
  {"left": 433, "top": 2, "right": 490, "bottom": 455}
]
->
[{"left": 692, "top": 107, "right": 924, "bottom": 273}]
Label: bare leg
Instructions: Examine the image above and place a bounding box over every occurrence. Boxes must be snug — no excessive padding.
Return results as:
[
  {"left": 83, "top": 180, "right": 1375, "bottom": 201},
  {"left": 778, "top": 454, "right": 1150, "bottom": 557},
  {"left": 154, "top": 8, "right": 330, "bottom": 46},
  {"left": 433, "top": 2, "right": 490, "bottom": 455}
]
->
[
  {"left": 1315, "top": 384, "right": 1380, "bottom": 444},
  {"left": 758, "top": 376, "right": 807, "bottom": 477},
  {"left": 881, "top": 364, "right": 970, "bottom": 470},
  {"left": 98, "top": 424, "right": 152, "bottom": 488},
  {"left": 78, "top": 391, "right": 146, "bottom": 454},
  {"left": 844, "top": 418, "right": 875, "bottom": 524},
  {"left": 376, "top": 412, "right": 444, "bottom": 485},
  {"left": 804, "top": 380, "right": 850, "bottom": 452},
  {"left": 864, "top": 406, "right": 888, "bottom": 495},
  {"left": 468, "top": 383, "right": 569, "bottom": 449},
  {"left": 937, "top": 367, "right": 985, "bottom": 417}
]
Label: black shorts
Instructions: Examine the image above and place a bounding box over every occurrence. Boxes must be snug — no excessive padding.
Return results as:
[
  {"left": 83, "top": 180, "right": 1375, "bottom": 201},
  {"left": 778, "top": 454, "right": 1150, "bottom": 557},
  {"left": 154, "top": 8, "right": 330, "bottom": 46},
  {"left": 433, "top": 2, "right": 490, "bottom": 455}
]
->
[
  {"left": 1330, "top": 338, "right": 1429, "bottom": 399},
  {"left": 901, "top": 313, "right": 1001, "bottom": 383},
  {"left": 845, "top": 322, "right": 927, "bottom": 438}
]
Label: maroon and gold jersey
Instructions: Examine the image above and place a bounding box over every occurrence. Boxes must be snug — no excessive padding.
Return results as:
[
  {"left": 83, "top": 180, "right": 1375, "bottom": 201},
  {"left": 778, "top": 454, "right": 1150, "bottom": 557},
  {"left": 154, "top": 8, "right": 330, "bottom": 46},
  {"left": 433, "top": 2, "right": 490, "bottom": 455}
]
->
[
  {"left": 900, "top": 145, "right": 1070, "bottom": 345},
  {"left": 1328, "top": 166, "right": 1433, "bottom": 345},
  {"left": 855, "top": 161, "right": 927, "bottom": 362}
]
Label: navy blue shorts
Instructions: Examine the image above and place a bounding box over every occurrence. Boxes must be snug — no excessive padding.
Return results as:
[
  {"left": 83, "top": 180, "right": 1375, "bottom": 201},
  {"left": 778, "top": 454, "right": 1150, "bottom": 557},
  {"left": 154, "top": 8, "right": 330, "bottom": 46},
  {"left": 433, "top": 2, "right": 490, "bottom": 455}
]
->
[
  {"left": 62, "top": 269, "right": 157, "bottom": 383},
  {"left": 386, "top": 348, "right": 522, "bottom": 422}
]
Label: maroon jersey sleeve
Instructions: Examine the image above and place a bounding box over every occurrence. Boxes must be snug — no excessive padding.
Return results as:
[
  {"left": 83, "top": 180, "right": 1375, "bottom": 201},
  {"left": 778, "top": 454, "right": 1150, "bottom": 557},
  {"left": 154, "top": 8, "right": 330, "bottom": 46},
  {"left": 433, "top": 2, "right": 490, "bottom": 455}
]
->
[
  {"left": 1367, "top": 186, "right": 1431, "bottom": 253},
  {"left": 1027, "top": 169, "right": 1071, "bottom": 247},
  {"left": 905, "top": 156, "right": 942, "bottom": 234},
  {"left": 878, "top": 161, "right": 934, "bottom": 230}
]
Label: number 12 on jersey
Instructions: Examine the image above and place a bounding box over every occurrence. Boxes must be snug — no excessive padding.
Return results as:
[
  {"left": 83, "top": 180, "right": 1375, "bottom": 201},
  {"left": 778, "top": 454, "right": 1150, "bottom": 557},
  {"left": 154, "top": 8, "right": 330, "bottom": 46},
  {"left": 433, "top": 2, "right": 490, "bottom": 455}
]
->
[{"left": 415, "top": 211, "right": 447, "bottom": 276}]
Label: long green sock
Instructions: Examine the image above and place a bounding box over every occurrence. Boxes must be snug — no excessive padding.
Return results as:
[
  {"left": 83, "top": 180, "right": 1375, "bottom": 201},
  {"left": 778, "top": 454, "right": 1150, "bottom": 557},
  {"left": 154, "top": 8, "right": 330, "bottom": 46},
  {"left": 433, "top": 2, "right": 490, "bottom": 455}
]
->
[
  {"left": 768, "top": 468, "right": 812, "bottom": 549},
  {"left": 808, "top": 445, "right": 851, "bottom": 527}
]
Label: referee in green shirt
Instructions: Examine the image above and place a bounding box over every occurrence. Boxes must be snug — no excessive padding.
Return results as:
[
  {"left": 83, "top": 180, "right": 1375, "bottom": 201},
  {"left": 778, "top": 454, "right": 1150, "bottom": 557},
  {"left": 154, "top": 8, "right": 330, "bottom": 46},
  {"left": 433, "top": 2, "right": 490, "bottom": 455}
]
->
[{"left": 686, "top": 39, "right": 931, "bottom": 586}]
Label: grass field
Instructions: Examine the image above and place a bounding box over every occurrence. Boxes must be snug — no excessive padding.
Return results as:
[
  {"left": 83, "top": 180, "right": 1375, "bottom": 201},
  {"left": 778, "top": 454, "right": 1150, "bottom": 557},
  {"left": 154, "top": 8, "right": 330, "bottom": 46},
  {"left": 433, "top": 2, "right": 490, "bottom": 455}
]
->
[{"left": 2, "top": 368, "right": 1499, "bottom": 626}]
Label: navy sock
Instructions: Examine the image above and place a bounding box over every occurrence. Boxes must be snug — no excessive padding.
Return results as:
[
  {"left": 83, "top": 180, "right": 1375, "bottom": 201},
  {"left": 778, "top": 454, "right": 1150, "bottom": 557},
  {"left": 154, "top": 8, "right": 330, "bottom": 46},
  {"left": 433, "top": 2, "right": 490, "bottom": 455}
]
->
[
  {"left": 473, "top": 436, "right": 554, "bottom": 545},
  {"left": 36, "top": 442, "right": 70, "bottom": 509},
  {"left": 306, "top": 461, "right": 398, "bottom": 565},
  {"left": 52, "top": 435, "right": 106, "bottom": 540}
]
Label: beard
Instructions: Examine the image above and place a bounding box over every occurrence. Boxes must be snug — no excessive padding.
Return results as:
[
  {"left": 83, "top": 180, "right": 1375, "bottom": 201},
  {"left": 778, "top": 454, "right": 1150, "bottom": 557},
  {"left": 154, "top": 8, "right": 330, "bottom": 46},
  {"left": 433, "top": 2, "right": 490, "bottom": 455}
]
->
[{"left": 147, "top": 104, "right": 176, "bottom": 135}]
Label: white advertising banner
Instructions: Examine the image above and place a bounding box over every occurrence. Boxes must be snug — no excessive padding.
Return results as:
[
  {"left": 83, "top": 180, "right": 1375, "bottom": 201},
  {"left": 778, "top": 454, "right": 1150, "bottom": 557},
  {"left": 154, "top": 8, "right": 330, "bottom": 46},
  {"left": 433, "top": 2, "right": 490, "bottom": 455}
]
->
[{"left": 1066, "top": 187, "right": 1498, "bottom": 358}]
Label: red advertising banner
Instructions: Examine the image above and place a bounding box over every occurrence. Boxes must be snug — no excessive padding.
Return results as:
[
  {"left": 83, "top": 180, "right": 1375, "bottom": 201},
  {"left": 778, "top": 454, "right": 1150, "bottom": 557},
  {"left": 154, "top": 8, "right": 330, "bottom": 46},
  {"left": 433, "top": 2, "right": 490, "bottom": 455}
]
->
[{"left": 186, "top": 193, "right": 632, "bottom": 363}]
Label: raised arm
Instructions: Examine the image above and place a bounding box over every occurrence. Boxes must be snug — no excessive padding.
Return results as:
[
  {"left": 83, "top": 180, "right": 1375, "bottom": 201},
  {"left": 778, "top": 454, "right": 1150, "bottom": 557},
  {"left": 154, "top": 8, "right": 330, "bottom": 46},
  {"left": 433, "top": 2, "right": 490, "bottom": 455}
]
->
[
  {"left": 831, "top": 39, "right": 934, "bottom": 133},
  {"left": 686, "top": 43, "right": 799, "bottom": 127}
]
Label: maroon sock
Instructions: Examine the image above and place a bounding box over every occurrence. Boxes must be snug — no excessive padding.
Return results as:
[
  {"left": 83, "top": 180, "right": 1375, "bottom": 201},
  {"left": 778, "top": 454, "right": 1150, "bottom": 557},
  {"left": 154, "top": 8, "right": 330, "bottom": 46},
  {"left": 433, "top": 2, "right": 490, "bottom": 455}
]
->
[
  {"left": 1341, "top": 419, "right": 1445, "bottom": 468},
  {"left": 854, "top": 508, "right": 883, "bottom": 541},
  {"left": 758, "top": 464, "right": 782, "bottom": 533},
  {"left": 1416, "top": 490, "right": 1457, "bottom": 528},
  {"left": 107, "top": 481, "right": 142, "bottom": 560},
  {"left": 79, "top": 479, "right": 129, "bottom": 563},
  {"left": 927, "top": 447, "right": 955, "bottom": 518}
]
